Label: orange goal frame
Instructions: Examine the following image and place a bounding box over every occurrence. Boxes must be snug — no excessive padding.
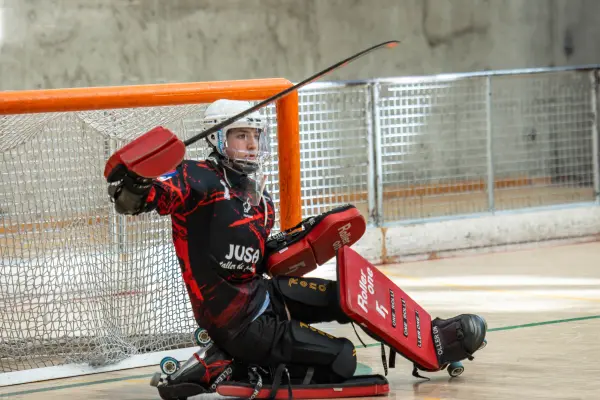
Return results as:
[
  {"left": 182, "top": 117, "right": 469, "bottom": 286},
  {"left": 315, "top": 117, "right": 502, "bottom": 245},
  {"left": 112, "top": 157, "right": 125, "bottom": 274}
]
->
[{"left": 0, "top": 78, "right": 302, "bottom": 230}]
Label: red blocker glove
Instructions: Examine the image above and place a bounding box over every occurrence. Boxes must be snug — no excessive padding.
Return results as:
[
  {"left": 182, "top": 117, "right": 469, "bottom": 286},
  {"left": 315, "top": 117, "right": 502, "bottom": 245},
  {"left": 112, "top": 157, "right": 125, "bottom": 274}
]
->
[
  {"left": 104, "top": 126, "right": 185, "bottom": 183},
  {"left": 266, "top": 205, "right": 366, "bottom": 277}
]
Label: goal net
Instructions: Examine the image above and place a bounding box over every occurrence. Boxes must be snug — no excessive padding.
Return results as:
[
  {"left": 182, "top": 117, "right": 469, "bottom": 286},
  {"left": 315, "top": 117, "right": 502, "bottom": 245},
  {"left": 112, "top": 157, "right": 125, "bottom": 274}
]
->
[{"left": 0, "top": 79, "right": 300, "bottom": 384}]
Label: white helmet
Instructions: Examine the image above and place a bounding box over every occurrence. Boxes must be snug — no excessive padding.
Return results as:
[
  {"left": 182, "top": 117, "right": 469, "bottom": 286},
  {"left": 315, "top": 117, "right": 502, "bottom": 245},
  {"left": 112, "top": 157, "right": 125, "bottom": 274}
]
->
[
  {"left": 202, "top": 99, "right": 270, "bottom": 174},
  {"left": 202, "top": 99, "right": 271, "bottom": 206}
]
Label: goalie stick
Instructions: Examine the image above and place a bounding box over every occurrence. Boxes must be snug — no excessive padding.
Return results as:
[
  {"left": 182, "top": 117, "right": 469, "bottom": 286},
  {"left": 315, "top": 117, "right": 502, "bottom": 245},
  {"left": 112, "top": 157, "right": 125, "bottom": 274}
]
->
[
  {"left": 104, "top": 40, "right": 401, "bottom": 181},
  {"left": 182, "top": 39, "right": 401, "bottom": 147}
]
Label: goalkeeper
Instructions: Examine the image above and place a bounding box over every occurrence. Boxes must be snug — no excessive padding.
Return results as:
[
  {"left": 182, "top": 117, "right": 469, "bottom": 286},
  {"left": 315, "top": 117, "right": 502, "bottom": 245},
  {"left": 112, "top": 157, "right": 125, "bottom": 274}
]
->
[{"left": 105, "top": 99, "right": 487, "bottom": 399}]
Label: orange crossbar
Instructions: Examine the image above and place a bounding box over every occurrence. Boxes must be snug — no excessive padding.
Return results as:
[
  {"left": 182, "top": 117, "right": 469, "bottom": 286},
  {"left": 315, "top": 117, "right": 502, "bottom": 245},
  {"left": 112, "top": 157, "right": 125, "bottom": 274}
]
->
[{"left": 0, "top": 78, "right": 302, "bottom": 230}]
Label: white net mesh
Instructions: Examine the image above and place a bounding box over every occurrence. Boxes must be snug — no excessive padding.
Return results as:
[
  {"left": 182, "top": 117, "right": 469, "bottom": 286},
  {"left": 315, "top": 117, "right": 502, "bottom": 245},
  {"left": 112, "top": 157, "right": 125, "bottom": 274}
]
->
[{"left": 0, "top": 103, "right": 280, "bottom": 373}]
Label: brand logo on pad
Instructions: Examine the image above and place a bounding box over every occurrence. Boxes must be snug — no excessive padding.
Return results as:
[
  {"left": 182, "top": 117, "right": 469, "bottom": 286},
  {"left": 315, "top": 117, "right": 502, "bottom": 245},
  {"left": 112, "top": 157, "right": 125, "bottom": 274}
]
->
[
  {"left": 210, "top": 366, "right": 233, "bottom": 390},
  {"left": 389, "top": 289, "right": 397, "bottom": 329},
  {"left": 288, "top": 278, "right": 327, "bottom": 292},
  {"left": 357, "top": 267, "right": 375, "bottom": 314},
  {"left": 433, "top": 326, "right": 443, "bottom": 356},
  {"left": 415, "top": 311, "right": 422, "bottom": 348},
  {"left": 299, "top": 322, "right": 336, "bottom": 339},
  {"left": 401, "top": 298, "right": 408, "bottom": 337},
  {"left": 333, "top": 223, "right": 353, "bottom": 251}
]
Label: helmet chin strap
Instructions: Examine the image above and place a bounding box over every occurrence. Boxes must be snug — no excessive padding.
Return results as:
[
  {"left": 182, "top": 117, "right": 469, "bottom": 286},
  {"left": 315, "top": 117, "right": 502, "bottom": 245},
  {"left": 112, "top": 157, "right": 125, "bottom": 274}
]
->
[
  {"left": 210, "top": 149, "right": 266, "bottom": 198},
  {"left": 207, "top": 150, "right": 248, "bottom": 175},
  {"left": 222, "top": 156, "right": 259, "bottom": 176}
]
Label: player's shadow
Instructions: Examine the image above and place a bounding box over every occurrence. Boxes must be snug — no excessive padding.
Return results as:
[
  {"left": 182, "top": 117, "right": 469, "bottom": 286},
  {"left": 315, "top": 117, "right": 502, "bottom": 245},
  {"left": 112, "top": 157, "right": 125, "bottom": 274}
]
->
[{"left": 412, "top": 375, "right": 462, "bottom": 397}]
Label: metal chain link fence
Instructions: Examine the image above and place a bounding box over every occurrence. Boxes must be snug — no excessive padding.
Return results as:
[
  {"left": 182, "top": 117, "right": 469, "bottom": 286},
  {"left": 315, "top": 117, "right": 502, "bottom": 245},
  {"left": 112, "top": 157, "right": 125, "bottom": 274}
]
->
[{"left": 301, "top": 67, "right": 599, "bottom": 227}]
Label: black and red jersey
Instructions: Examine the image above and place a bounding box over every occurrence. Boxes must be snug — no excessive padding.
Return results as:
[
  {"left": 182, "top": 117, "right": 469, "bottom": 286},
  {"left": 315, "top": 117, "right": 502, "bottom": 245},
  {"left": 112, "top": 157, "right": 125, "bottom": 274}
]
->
[{"left": 145, "top": 156, "right": 276, "bottom": 343}]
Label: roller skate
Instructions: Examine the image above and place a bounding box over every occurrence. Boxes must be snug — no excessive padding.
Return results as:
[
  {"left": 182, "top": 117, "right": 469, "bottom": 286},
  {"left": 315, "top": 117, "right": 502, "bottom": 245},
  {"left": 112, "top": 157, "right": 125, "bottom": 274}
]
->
[
  {"left": 155, "top": 328, "right": 212, "bottom": 378},
  {"left": 429, "top": 314, "right": 488, "bottom": 378},
  {"left": 439, "top": 337, "right": 487, "bottom": 378},
  {"left": 193, "top": 327, "right": 212, "bottom": 347},
  {"left": 150, "top": 329, "right": 234, "bottom": 400}
]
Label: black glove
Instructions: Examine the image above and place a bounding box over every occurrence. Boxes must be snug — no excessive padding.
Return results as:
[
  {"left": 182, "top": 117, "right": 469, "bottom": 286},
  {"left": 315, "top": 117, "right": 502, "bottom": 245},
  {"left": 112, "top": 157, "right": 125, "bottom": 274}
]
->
[{"left": 107, "top": 170, "right": 154, "bottom": 215}]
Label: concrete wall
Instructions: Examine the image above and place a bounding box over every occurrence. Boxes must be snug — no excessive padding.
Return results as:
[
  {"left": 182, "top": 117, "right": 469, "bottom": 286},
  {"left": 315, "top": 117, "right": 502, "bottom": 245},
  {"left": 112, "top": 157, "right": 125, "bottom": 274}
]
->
[
  {"left": 353, "top": 204, "right": 600, "bottom": 265},
  {"left": 1, "top": 0, "right": 600, "bottom": 91}
]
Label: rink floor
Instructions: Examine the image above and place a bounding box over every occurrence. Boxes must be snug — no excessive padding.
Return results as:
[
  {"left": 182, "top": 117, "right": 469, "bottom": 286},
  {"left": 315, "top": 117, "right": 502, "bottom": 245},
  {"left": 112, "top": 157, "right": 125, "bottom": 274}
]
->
[{"left": 1, "top": 241, "right": 599, "bottom": 399}]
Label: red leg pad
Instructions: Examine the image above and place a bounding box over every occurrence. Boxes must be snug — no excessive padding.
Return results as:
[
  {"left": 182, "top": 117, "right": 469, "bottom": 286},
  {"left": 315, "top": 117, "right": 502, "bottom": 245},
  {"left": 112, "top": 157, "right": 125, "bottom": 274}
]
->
[
  {"left": 216, "top": 375, "right": 389, "bottom": 399},
  {"left": 104, "top": 126, "right": 185, "bottom": 181},
  {"left": 337, "top": 246, "right": 440, "bottom": 372},
  {"left": 267, "top": 205, "right": 366, "bottom": 277}
]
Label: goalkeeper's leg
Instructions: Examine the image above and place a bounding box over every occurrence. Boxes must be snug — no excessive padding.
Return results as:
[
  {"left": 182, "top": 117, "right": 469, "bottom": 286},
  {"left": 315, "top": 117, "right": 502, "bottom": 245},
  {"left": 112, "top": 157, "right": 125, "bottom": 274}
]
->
[{"left": 223, "top": 285, "right": 357, "bottom": 385}]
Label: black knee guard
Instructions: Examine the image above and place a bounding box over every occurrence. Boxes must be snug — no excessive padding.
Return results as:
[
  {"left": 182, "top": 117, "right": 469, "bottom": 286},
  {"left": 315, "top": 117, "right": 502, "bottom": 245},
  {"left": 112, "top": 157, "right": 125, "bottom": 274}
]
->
[
  {"left": 272, "top": 276, "right": 351, "bottom": 324},
  {"left": 431, "top": 314, "right": 487, "bottom": 365},
  {"left": 330, "top": 338, "right": 357, "bottom": 381},
  {"left": 287, "top": 321, "right": 357, "bottom": 383}
]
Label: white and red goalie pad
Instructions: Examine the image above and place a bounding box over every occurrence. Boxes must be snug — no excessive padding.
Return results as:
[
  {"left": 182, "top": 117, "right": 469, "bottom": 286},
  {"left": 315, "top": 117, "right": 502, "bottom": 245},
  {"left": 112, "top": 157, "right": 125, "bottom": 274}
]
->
[
  {"left": 337, "top": 246, "right": 440, "bottom": 372},
  {"left": 266, "top": 205, "right": 366, "bottom": 277}
]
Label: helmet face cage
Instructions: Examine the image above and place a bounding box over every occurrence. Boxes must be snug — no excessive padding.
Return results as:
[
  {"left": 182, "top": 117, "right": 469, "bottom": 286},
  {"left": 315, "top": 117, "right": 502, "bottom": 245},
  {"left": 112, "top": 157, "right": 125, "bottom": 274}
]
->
[
  {"left": 203, "top": 109, "right": 271, "bottom": 174},
  {"left": 214, "top": 123, "right": 271, "bottom": 175},
  {"left": 217, "top": 124, "right": 271, "bottom": 206},
  {"left": 202, "top": 100, "right": 272, "bottom": 205}
]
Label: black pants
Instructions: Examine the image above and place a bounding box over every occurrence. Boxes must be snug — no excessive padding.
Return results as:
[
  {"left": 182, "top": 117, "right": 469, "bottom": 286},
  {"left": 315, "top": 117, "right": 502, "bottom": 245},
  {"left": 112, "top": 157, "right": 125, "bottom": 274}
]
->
[{"left": 223, "top": 276, "right": 356, "bottom": 383}]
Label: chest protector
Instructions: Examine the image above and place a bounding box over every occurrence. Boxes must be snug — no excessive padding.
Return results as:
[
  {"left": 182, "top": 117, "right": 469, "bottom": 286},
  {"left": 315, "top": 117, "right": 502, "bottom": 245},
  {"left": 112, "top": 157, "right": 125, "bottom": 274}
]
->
[{"left": 265, "top": 205, "right": 366, "bottom": 277}]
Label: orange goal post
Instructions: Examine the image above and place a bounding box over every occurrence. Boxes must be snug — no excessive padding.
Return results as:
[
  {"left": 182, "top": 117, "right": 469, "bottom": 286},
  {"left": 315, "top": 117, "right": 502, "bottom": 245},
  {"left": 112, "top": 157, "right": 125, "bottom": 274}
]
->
[{"left": 0, "top": 78, "right": 300, "bottom": 385}]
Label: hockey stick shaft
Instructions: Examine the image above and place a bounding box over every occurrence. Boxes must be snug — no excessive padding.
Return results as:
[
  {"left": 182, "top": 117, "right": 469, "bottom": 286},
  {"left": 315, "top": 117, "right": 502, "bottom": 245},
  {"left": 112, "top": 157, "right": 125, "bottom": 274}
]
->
[{"left": 183, "top": 40, "right": 400, "bottom": 147}]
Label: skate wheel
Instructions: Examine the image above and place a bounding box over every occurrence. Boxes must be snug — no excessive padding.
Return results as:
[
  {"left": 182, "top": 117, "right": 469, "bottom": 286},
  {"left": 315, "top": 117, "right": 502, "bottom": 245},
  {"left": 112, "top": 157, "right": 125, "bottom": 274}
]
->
[
  {"left": 149, "top": 372, "right": 162, "bottom": 387},
  {"left": 160, "top": 356, "right": 180, "bottom": 376},
  {"left": 194, "top": 327, "right": 211, "bottom": 346},
  {"left": 479, "top": 338, "right": 487, "bottom": 350},
  {"left": 447, "top": 361, "right": 464, "bottom": 377}
]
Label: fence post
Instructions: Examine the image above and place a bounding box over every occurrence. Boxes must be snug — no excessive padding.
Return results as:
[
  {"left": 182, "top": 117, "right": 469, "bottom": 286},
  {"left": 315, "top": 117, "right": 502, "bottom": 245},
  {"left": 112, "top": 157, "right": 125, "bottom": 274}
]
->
[
  {"left": 591, "top": 70, "right": 600, "bottom": 204},
  {"left": 485, "top": 76, "right": 496, "bottom": 212},
  {"left": 367, "top": 82, "right": 384, "bottom": 226},
  {"left": 366, "top": 83, "right": 376, "bottom": 225},
  {"left": 105, "top": 138, "right": 126, "bottom": 259}
]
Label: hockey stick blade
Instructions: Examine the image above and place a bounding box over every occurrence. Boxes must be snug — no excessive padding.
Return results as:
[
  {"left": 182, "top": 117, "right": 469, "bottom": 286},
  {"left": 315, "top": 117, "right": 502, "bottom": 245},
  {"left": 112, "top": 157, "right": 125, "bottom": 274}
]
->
[{"left": 183, "top": 40, "right": 400, "bottom": 147}]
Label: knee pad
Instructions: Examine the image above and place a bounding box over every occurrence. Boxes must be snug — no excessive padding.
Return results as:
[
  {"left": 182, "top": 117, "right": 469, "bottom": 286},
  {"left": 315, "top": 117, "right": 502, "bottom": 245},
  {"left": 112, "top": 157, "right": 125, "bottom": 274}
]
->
[
  {"left": 288, "top": 321, "right": 355, "bottom": 382},
  {"left": 330, "top": 338, "right": 357, "bottom": 381}
]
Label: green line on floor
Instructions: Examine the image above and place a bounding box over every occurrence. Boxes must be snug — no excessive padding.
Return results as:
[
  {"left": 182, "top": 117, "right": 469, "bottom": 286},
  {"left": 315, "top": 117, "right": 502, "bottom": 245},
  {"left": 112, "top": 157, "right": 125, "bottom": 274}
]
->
[
  {"left": 360, "top": 314, "right": 600, "bottom": 348},
  {"left": 486, "top": 314, "right": 600, "bottom": 332},
  {"left": 2, "top": 314, "right": 599, "bottom": 397}
]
